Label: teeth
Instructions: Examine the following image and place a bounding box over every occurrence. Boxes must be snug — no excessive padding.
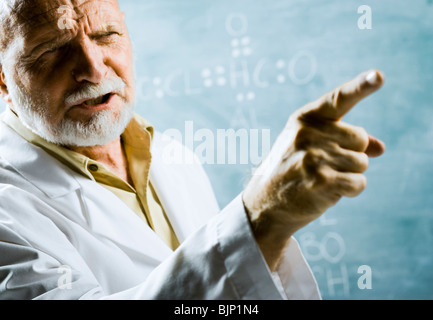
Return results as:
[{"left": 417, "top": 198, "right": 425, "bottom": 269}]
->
[{"left": 84, "top": 95, "right": 105, "bottom": 106}]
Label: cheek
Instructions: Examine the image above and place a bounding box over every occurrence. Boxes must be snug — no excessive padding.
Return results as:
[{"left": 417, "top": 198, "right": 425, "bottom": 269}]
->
[
  {"left": 34, "top": 80, "right": 69, "bottom": 114},
  {"left": 17, "top": 72, "right": 69, "bottom": 123},
  {"left": 109, "top": 43, "right": 135, "bottom": 101},
  {"left": 23, "top": 58, "right": 72, "bottom": 104}
]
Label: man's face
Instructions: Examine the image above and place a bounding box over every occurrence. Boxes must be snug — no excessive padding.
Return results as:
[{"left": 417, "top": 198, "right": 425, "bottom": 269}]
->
[{"left": 1, "top": 0, "right": 136, "bottom": 147}]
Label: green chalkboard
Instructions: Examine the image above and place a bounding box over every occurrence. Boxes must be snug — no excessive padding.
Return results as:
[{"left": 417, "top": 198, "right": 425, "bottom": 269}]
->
[{"left": 1, "top": 0, "right": 432, "bottom": 300}]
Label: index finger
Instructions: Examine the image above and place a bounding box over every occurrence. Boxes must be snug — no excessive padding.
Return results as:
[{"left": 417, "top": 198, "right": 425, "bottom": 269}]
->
[{"left": 299, "top": 70, "right": 385, "bottom": 121}]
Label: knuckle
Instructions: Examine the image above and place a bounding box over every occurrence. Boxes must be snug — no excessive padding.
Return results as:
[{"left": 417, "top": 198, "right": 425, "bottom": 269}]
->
[
  {"left": 358, "top": 152, "right": 370, "bottom": 172},
  {"left": 359, "top": 174, "right": 368, "bottom": 190},
  {"left": 303, "top": 149, "right": 327, "bottom": 166},
  {"left": 350, "top": 174, "right": 367, "bottom": 197},
  {"left": 315, "top": 165, "right": 333, "bottom": 186},
  {"left": 329, "top": 87, "right": 344, "bottom": 108},
  {"left": 338, "top": 122, "right": 370, "bottom": 152},
  {"left": 294, "top": 127, "right": 315, "bottom": 150},
  {"left": 347, "top": 151, "right": 369, "bottom": 173},
  {"left": 355, "top": 126, "right": 370, "bottom": 151},
  {"left": 302, "top": 149, "right": 320, "bottom": 175},
  {"left": 303, "top": 153, "right": 330, "bottom": 186},
  {"left": 302, "top": 150, "right": 316, "bottom": 170}
]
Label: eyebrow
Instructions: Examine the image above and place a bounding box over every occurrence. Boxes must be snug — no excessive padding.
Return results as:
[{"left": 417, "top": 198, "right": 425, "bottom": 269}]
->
[
  {"left": 24, "top": 21, "right": 123, "bottom": 59},
  {"left": 88, "top": 22, "right": 124, "bottom": 38}
]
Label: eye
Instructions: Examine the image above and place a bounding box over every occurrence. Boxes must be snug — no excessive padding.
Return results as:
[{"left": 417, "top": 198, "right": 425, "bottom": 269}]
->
[
  {"left": 96, "top": 32, "right": 119, "bottom": 39},
  {"left": 44, "top": 45, "right": 66, "bottom": 55},
  {"left": 45, "top": 47, "right": 58, "bottom": 54}
]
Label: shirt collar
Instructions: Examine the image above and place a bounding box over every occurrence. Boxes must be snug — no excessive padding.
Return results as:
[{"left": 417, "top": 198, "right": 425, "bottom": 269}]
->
[{"left": 1, "top": 106, "right": 155, "bottom": 180}]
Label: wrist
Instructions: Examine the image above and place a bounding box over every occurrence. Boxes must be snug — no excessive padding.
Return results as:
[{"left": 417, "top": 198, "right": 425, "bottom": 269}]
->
[{"left": 242, "top": 196, "right": 297, "bottom": 271}]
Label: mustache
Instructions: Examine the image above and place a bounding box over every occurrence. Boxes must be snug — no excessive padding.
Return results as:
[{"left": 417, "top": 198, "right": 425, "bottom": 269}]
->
[{"left": 64, "top": 77, "right": 126, "bottom": 107}]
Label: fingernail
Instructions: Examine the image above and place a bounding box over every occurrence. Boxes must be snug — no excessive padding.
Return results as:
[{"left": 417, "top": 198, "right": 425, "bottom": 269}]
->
[{"left": 366, "top": 71, "right": 379, "bottom": 85}]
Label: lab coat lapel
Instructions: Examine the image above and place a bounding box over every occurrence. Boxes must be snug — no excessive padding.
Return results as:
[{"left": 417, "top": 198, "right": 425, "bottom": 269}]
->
[
  {"left": 0, "top": 119, "right": 173, "bottom": 264},
  {"left": 76, "top": 176, "right": 173, "bottom": 262},
  {"left": 149, "top": 132, "right": 220, "bottom": 243},
  {"left": 0, "top": 120, "right": 80, "bottom": 198}
]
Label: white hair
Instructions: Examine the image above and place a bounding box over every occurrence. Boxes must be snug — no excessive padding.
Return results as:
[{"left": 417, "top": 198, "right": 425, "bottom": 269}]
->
[
  {"left": 0, "top": 0, "right": 10, "bottom": 65},
  {"left": 0, "top": 0, "right": 23, "bottom": 75}
]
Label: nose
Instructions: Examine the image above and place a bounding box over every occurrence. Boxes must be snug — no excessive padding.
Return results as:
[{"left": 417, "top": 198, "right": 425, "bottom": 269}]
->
[{"left": 71, "top": 37, "right": 109, "bottom": 84}]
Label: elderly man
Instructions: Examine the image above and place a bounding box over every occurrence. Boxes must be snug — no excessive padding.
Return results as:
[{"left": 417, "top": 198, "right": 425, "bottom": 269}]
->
[{"left": 0, "top": 0, "right": 385, "bottom": 300}]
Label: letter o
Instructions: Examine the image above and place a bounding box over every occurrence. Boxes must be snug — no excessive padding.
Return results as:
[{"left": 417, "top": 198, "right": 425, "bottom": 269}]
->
[
  {"left": 226, "top": 13, "right": 248, "bottom": 37},
  {"left": 288, "top": 50, "right": 317, "bottom": 85},
  {"left": 321, "top": 232, "right": 346, "bottom": 263}
]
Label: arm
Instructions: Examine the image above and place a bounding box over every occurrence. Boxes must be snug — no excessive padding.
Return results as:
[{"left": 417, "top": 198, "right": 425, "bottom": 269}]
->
[
  {"left": 0, "top": 186, "right": 318, "bottom": 300},
  {"left": 0, "top": 70, "right": 383, "bottom": 300},
  {"left": 243, "top": 70, "right": 386, "bottom": 271},
  {"left": 104, "top": 194, "right": 318, "bottom": 300}
]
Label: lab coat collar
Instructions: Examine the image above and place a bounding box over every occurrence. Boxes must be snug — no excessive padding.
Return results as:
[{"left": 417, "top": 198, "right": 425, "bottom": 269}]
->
[
  {"left": 0, "top": 117, "right": 81, "bottom": 199},
  {"left": 0, "top": 111, "right": 217, "bottom": 257}
]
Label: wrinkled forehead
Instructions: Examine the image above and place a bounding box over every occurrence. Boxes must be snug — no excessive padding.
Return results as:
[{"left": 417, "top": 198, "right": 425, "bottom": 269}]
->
[
  {"left": 9, "top": 0, "right": 120, "bottom": 29},
  {"left": 0, "top": 0, "right": 122, "bottom": 52}
]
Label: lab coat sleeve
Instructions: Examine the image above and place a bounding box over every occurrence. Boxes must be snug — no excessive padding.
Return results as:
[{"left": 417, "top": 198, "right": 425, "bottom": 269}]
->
[
  {"left": 0, "top": 186, "right": 319, "bottom": 300},
  {"left": 105, "top": 194, "right": 320, "bottom": 300}
]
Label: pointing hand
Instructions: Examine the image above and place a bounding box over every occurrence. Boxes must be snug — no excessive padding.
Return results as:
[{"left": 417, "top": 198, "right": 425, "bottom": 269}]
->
[{"left": 243, "top": 70, "right": 386, "bottom": 271}]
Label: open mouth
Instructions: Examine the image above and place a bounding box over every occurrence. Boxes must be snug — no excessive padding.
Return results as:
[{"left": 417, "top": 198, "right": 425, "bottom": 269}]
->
[{"left": 83, "top": 93, "right": 112, "bottom": 106}]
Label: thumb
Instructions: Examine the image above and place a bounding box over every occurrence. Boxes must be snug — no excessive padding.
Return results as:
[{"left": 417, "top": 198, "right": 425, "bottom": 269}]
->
[{"left": 365, "top": 134, "right": 386, "bottom": 158}]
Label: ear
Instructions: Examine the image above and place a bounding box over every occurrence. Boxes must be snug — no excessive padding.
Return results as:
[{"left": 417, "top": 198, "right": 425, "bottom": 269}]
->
[{"left": 0, "top": 66, "right": 12, "bottom": 104}]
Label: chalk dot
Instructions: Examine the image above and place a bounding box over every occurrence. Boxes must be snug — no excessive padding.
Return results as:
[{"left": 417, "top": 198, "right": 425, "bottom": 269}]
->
[
  {"left": 204, "top": 79, "right": 213, "bottom": 87},
  {"left": 201, "top": 68, "right": 211, "bottom": 78},
  {"left": 217, "top": 77, "right": 227, "bottom": 86},
  {"left": 277, "top": 75, "right": 286, "bottom": 83},
  {"left": 246, "top": 92, "right": 255, "bottom": 100}
]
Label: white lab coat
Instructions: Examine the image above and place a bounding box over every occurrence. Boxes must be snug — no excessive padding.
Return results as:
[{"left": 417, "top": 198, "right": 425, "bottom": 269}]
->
[{"left": 0, "top": 112, "right": 320, "bottom": 300}]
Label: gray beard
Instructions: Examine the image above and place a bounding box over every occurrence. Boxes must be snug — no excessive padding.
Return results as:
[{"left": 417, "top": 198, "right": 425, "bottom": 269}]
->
[{"left": 7, "top": 81, "right": 135, "bottom": 147}]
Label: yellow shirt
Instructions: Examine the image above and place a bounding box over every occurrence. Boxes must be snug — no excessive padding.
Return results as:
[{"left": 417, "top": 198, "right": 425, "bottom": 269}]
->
[{"left": 2, "top": 108, "right": 180, "bottom": 250}]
